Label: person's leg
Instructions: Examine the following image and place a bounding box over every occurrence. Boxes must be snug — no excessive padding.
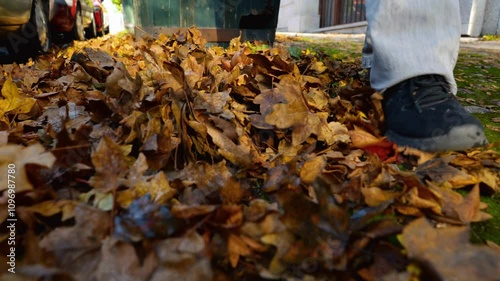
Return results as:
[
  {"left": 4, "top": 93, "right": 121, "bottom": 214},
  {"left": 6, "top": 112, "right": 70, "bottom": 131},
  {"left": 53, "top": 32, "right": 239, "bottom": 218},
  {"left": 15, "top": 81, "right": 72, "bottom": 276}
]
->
[
  {"left": 363, "top": 0, "right": 488, "bottom": 152},
  {"left": 364, "top": 0, "right": 460, "bottom": 93}
]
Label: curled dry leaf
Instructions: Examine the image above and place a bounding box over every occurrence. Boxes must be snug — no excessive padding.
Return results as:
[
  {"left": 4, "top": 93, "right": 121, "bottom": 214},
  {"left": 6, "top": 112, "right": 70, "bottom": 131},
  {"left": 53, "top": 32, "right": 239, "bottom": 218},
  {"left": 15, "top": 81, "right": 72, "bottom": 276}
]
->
[
  {"left": 88, "top": 136, "right": 128, "bottom": 192},
  {"left": 300, "top": 155, "right": 327, "bottom": 184},
  {"left": 151, "top": 232, "right": 213, "bottom": 281},
  {"left": 401, "top": 218, "right": 500, "bottom": 281},
  {"left": 0, "top": 144, "right": 55, "bottom": 193}
]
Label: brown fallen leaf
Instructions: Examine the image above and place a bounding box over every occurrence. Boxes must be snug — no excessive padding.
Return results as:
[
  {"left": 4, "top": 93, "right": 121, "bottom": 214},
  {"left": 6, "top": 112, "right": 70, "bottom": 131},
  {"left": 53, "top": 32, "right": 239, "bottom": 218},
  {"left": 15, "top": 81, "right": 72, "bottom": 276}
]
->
[
  {"left": 401, "top": 218, "right": 500, "bottom": 281},
  {"left": 468, "top": 167, "right": 500, "bottom": 193},
  {"left": 399, "top": 146, "right": 436, "bottom": 165},
  {"left": 21, "top": 200, "right": 76, "bottom": 221},
  {"left": 171, "top": 204, "right": 217, "bottom": 219},
  {"left": 361, "top": 186, "right": 400, "bottom": 207},
  {"left": 400, "top": 184, "right": 442, "bottom": 215},
  {"left": 300, "top": 155, "right": 327, "bottom": 184},
  {"left": 104, "top": 61, "right": 142, "bottom": 99},
  {"left": 206, "top": 124, "right": 254, "bottom": 168},
  {"left": 220, "top": 177, "right": 244, "bottom": 205},
  {"left": 150, "top": 232, "right": 213, "bottom": 281},
  {"left": 437, "top": 184, "right": 492, "bottom": 223},
  {"left": 415, "top": 157, "right": 480, "bottom": 188},
  {"left": 260, "top": 231, "right": 296, "bottom": 276},
  {"left": 39, "top": 204, "right": 111, "bottom": 281},
  {"left": 88, "top": 136, "right": 128, "bottom": 192},
  {"left": 193, "top": 89, "right": 231, "bottom": 114},
  {"left": 96, "top": 237, "right": 157, "bottom": 281},
  {"left": 228, "top": 233, "right": 253, "bottom": 268}
]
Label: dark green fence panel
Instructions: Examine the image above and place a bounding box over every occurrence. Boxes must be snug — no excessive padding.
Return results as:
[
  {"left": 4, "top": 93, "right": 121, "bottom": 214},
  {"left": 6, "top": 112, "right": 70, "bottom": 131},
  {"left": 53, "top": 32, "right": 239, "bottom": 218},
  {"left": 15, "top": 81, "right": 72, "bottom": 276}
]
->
[
  {"left": 132, "top": 0, "right": 280, "bottom": 44},
  {"left": 122, "top": 0, "right": 134, "bottom": 33}
]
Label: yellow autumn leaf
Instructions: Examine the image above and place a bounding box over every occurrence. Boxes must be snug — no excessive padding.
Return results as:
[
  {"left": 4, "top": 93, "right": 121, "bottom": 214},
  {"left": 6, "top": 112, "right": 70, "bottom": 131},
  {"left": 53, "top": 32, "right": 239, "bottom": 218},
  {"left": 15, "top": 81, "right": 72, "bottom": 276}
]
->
[
  {"left": 311, "top": 60, "right": 327, "bottom": 73},
  {"left": 0, "top": 144, "right": 56, "bottom": 193},
  {"left": 116, "top": 180, "right": 150, "bottom": 208},
  {"left": 25, "top": 200, "right": 77, "bottom": 221},
  {"left": 0, "top": 76, "right": 36, "bottom": 115},
  {"left": 80, "top": 189, "right": 114, "bottom": 211},
  {"left": 149, "top": 171, "right": 176, "bottom": 204},
  {"left": 300, "top": 155, "right": 327, "bottom": 184}
]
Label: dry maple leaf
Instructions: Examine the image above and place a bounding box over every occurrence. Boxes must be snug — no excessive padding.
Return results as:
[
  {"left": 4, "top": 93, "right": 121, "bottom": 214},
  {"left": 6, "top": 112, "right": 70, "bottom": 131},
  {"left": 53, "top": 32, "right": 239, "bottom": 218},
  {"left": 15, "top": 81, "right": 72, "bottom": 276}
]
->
[
  {"left": 0, "top": 76, "right": 36, "bottom": 127},
  {"left": 401, "top": 218, "right": 500, "bottom": 281},
  {"left": 150, "top": 232, "right": 213, "bottom": 281},
  {"left": 227, "top": 233, "right": 253, "bottom": 268},
  {"left": 415, "top": 156, "right": 480, "bottom": 188},
  {"left": 88, "top": 136, "right": 128, "bottom": 192},
  {"left": 206, "top": 124, "right": 254, "bottom": 168},
  {"left": 263, "top": 79, "right": 348, "bottom": 146},
  {"left": 193, "top": 89, "right": 231, "bottom": 114},
  {"left": 105, "top": 61, "right": 142, "bottom": 99},
  {"left": 148, "top": 171, "right": 177, "bottom": 204},
  {"left": 437, "top": 183, "right": 493, "bottom": 223},
  {"left": 96, "top": 237, "right": 158, "bottom": 281}
]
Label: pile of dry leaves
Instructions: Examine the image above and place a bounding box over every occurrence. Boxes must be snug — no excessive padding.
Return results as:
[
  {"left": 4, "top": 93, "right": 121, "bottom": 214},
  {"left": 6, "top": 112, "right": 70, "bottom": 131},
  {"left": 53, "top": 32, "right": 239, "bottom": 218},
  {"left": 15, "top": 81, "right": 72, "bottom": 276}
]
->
[{"left": 0, "top": 28, "right": 499, "bottom": 281}]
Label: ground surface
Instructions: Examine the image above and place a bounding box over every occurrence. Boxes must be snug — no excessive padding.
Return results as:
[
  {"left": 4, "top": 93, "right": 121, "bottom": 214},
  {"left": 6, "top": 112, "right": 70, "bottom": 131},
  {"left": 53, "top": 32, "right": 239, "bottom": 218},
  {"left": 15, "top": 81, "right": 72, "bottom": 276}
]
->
[{"left": 0, "top": 30, "right": 498, "bottom": 281}]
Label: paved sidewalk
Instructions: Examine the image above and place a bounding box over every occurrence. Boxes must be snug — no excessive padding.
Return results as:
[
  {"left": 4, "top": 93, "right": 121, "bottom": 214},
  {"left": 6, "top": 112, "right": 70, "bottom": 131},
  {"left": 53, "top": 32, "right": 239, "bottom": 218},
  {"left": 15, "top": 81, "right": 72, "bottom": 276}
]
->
[
  {"left": 276, "top": 32, "right": 500, "bottom": 53},
  {"left": 459, "top": 38, "right": 500, "bottom": 53}
]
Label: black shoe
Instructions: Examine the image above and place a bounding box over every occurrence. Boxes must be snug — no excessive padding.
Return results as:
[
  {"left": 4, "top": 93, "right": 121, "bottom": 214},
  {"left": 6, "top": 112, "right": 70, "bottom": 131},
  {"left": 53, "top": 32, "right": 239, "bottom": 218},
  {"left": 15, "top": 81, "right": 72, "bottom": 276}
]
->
[{"left": 382, "top": 74, "right": 488, "bottom": 152}]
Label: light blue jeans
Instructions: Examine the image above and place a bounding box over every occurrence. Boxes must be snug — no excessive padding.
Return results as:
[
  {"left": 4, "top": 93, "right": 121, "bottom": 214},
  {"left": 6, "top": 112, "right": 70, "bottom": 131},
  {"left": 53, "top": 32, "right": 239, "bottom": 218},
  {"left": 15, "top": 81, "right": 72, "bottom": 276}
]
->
[{"left": 362, "top": 0, "right": 461, "bottom": 94}]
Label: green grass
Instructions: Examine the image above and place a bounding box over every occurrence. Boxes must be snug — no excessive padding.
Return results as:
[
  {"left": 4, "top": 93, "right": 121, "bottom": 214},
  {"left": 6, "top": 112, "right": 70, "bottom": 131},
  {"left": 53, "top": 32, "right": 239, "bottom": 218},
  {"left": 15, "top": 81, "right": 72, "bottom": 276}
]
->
[
  {"left": 288, "top": 44, "right": 359, "bottom": 60},
  {"left": 458, "top": 191, "right": 500, "bottom": 244},
  {"left": 312, "top": 43, "right": 361, "bottom": 60},
  {"left": 277, "top": 35, "right": 363, "bottom": 60},
  {"left": 482, "top": 35, "right": 500, "bottom": 41},
  {"left": 454, "top": 51, "right": 500, "bottom": 148}
]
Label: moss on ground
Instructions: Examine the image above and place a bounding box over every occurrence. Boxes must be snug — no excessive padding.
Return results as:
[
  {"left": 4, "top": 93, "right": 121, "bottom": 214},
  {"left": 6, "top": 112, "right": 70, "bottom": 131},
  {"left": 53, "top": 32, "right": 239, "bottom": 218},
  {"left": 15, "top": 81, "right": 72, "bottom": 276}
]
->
[
  {"left": 454, "top": 189, "right": 500, "bottom": 244},
  {"left": 455, "top": 51, "right": 500, "bottom": 149},
  {"left": 482, "top": 35, "right": 500, "bottom": 41},
  {"left": 276, "top": 34, "right": 363, "bottom": 60}
]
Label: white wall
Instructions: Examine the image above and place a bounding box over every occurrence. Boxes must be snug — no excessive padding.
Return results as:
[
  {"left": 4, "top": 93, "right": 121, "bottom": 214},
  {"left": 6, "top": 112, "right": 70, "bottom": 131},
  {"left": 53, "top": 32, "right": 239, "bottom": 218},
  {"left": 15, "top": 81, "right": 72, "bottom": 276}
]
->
[
  {"left": 482, "top": 0, "right": 500, "bottom": 35},
  {"left": 459, "top": 0, "right": 499, "bottom": 36},
  {"left": 280, "top": 0, "right": 499, "bottom": 35},
  {"left": 277, "top": 0, "right": 320, "bottom": 32}
]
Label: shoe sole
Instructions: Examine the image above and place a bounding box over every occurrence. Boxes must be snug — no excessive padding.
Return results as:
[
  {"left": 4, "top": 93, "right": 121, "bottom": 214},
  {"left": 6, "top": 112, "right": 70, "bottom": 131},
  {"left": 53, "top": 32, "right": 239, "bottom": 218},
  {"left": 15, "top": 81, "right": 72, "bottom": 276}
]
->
[{"left": 386, "top": 124, "right": 489, "bottom": 152}]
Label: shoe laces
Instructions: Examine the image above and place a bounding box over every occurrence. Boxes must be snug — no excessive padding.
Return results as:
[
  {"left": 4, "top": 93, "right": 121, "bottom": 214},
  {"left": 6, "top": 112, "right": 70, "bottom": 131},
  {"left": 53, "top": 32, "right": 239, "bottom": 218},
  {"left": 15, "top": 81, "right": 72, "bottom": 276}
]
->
[{"left": 408, "top": 75, "right": 452, "bottom": 113}]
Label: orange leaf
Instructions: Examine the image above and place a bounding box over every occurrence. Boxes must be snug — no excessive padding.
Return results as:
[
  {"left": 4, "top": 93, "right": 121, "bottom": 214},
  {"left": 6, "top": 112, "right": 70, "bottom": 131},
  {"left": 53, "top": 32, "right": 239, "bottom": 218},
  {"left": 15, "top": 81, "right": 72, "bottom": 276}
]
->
[{"left": 228, "top": 234, "right": 252, "bottom": 268}]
